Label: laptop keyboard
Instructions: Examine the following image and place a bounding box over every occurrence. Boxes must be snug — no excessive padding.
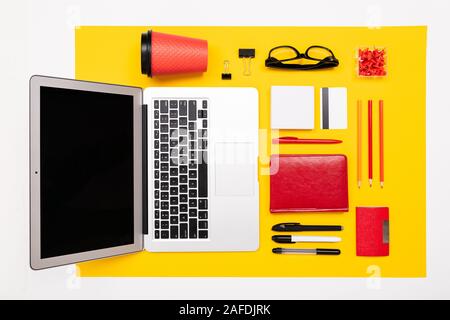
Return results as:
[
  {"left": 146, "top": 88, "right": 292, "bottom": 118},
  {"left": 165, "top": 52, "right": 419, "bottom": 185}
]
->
[{"left": 153, "top": 99, "right": 209, "bottom": 240}]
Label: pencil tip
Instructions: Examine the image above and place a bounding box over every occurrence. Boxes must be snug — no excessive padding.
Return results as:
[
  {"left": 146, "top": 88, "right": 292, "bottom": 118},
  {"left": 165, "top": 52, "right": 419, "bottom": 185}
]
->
[
  {"left": 369, "top": 179, "right": 372, "bottom": 187},
  {"left": 380, "top": 182, "right": 384, "bottom": 188}
]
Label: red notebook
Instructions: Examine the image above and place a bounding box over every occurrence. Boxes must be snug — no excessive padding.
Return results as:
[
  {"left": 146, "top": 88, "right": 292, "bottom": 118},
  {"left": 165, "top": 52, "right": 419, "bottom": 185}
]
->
[
  {"left": 356, "top": 207, "right": 390, "bottom": 256},
  {"left": 270, "top": 154, "right": 349, "bottom": 213}
]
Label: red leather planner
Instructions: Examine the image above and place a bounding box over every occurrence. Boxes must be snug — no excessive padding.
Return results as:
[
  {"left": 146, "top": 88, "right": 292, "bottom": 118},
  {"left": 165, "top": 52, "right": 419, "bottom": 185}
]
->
[
  {"left": 356, "top": 207, "right": 390, "bottom": 256},
  {"left": 270, "top": 154, "right": 349, "bottom": 213}
]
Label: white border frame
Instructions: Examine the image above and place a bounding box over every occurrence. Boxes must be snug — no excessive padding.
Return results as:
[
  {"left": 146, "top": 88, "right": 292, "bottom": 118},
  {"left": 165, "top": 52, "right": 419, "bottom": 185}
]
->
[{"left": 29, "top": 75, "right": 144, "bottom": 270}]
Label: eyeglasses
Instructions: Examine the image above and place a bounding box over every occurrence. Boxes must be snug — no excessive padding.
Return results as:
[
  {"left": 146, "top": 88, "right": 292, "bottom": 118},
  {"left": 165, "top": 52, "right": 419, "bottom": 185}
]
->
[{"left": 265, "top": 45, "right": 339, "bottom": 70}]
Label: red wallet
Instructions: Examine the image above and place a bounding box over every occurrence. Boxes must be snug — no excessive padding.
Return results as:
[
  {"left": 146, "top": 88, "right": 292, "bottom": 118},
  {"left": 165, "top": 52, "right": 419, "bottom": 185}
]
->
[
  {"left": 356, "top": 207, "right": 390, "bottom": 257},
  {"left": 270, "top": 154, "right": 349, "bottom": 213}
]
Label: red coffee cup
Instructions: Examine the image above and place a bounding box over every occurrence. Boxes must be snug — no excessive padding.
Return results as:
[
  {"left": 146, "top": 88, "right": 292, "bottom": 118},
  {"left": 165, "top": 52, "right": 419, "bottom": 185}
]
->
[{"left": 141, "top": 30, "right": 208, "bottom": 77}]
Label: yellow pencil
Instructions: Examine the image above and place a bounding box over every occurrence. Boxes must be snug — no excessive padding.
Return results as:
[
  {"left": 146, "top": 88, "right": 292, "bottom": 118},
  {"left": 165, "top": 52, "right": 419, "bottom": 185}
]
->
[{"left": 357, "top": 100, "right": 362, "bottom": 188}]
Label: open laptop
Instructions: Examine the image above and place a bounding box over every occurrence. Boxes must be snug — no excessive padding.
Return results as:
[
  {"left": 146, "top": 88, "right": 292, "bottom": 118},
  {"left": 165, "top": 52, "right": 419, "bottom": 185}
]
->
[{"left": 30, "top": 76, "right": 259, "bottom": 270}]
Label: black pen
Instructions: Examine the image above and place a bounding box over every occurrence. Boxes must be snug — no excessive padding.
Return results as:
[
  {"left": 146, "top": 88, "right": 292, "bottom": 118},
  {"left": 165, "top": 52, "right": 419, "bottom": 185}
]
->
[
  {"left": 272, "top": 222, "right": 343, "bottom": 232},
  {"left": 272, "top": 248, "right": 341, "bottom": 255}
]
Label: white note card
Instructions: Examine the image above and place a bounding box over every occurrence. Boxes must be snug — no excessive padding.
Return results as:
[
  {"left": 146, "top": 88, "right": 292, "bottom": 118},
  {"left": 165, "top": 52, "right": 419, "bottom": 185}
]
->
[{"left": 270, "top": 86, "right": 315, "bottom": 130}]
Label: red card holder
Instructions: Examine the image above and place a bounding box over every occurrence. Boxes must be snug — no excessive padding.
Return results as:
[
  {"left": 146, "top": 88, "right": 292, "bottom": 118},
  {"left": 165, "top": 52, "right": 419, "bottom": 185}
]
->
[
  {"left": 356, "top": 207, "right": 390, "bottom": 256},
  {"left": 270, "top": 154, "right": 349, "bottom": 213}
]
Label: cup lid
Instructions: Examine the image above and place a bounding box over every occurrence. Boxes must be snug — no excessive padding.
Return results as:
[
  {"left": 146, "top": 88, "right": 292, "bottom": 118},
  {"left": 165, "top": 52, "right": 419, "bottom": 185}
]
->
[{"left": 141, "top": 30, "right": 152, "bottom": 77}]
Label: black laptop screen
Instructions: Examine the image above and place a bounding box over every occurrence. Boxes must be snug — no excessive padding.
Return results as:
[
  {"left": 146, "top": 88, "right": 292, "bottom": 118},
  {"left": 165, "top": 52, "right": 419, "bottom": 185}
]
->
[{"left": 40, "top": 86, "right": 134, "bottom": 259}]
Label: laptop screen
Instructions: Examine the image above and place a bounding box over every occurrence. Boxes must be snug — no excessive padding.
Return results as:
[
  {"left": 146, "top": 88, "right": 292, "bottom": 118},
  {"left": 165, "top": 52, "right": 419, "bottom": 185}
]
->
[{"left": 39, "top": 86, "right": 135, "bottom": 259}]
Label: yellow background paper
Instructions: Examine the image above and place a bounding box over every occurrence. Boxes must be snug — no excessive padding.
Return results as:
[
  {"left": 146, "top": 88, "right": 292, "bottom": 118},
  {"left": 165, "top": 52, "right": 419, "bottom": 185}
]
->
[{"left": 75, "top": 26, "right": 426, "bottom": 277}]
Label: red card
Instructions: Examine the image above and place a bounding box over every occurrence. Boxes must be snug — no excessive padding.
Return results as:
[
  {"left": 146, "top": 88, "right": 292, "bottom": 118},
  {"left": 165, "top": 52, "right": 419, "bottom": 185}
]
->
[
  {"left": 270, "top": 154, "right": 349, "bottom": 213},
  {"left": 356, "top": 207, "right": 390, "bottom": 257}
]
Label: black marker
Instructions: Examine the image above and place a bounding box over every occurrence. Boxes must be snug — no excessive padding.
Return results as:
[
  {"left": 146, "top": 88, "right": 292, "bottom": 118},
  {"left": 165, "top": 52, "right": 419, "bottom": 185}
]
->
[
  {"left": 272, "top": 223, "right": 343, "bottom": 232},
  {"left": 272, "top": 248, "right": 341, "bottom": 255}
]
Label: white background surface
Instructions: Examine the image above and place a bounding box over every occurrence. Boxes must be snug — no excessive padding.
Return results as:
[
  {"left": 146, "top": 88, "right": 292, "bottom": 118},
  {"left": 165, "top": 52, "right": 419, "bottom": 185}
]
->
[{"left": 1, "top": 0, "right": 449, "bottom": 300}]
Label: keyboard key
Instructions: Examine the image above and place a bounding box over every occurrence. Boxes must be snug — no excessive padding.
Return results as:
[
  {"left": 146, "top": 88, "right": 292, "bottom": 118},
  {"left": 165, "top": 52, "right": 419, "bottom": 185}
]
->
[
  {"left": 160, "top": 115, "right": 168, "bottom": 123},
  {"left": 170, "top": 187, "right": 178, "bottom": 195},
  {"left": 179, "top": 100, "right": 187, "bottom": 114},
  {"left": 199, "top": 211, "right": 208, "bottom": 219},
  {"left": 179, "top": 127, "right": 188, "bottom": 136},
  {"left": 170, "top": 168, "right": 178, "bottom": 176},
  {"left": 179, "top": 146, "right": 188, "bottom": 155},
  {"left": 161, "top": 182, "right": 169, "bottom": 190},
  {"left": 180, "top": 223, "right": 188, "bottom": 238},
  {"left": 170, "top": 110, "right": 178, "bottom": 118},
  {"left": 170, "top": 129, "right": 178, "bottom": 138},
  {"left": 199, "top": 230, "right": 208, "bottom": 239},
  {"left": 161, "top": 192, "right": 169, "bottom": 200},
  {"left": 198, "top": 151, "right": 208, "bottom": 197},
  {"left": 198, "top": 110, "right": 207, "bottom": 118},
  {"left": 154, "top": 210, "right": 160, "bottom": 219},
  {"left": 199, "top": 139, "right": 207, "bottom": 150},
  {"left": 154, "top": 130, "right": 159, "bottom": 139},
  {"left": 154, "top": 100, "right": 160, "bottom": 108},
  {"left": 161, "top": 124, "right": 169, "bottom": 133},
  {"left": 161, "top": 163, "right": 169, "bottom": 171},
  {"left": 180, "top": 185, "right": 188, "bottom": 193},
  {"left": 180, "top": 175, "right": 188, "bottom": 184},
  {"left": 203, "top": 120, "right": 208, "bottom": 128},
  {"left": 170, "top": 197, "right": 178, "bottom": 205},
  {"left": 189, "top": 162, "right": 197, "bottom": 170},
  {"left": 189, "top": 199, "right": 197, "bottom": 207},
  {"left": 189, "top": 132, "right": 197, "bottom": 140},
  {"left": 180, "top": 204, "right": 188, "bottom": 212},
  {"left": 189, "top": 170, "right": 197, "bottom": 179},
  {"left": 154, "top": 180, "right": 159, "bottom": 189},
  {"left": 170, "top": 177, "right": 178, "bottom": 186},
  {"left": 189, "top": 141, "right": 197, "bottom": 149},
  {"left": 161, "top": 221, "right": 169, "bottom": 229},
  {"left": 154, "top": 170, "right": 160, "bottom": 179},
  {"left": 199, "top": 221, "right": 208, "bottom": 229},
  {"left": 155, "top": 220, "right": 160, "bottom": 229},
  {"left": 198, "top": 129, "right": 207, "bottom": 138},
  {"left": 161, "top": 211, "right": 169, "bottom": 219},
  {"left": 170, "top": 148, "right": 178, "bottom": 157},
  {"left": 155, "top": 200, "right": 160, "bottom": 209},
  {"left": 154, "top": 150, "right": 159, "bottom": 159},
  {"left": 170, "top": 100, "right": 178, "bottom": 108},
  {"left": 189, "top": 218, "right": 198, "bottom": 239},
  {"left": 180, "top": 214, "right": 188, "bottom": 222},
  {"left": 161, "top": 202, "right": 169, "bottom": 210},
  {"left": 170, "top": 216, "right": 178, "bottom": 224},
  {"left": 202, "top": 100, "right": 208, "bottom": 108},
  {"left": 160, "top": 101, "right": 168, "bottom": 113},
  {"left": 179, "top": 117, "right": 187, "bottom": 126},
  {"left": 180, "top": 165, "right": 188, "bottom": 174},
  {"left": 170, "top": 139, "right": 178, "bottom": 147},
  {"left": 170, "top": 120, "right": 178, "bottom": 128},
  {"left": 189, "top": 100, "right": 197, "bottom": 121},
  {"left": 189, "top": 209, "right": 197, "bottom": 217},
  {"left": 199, "top": 199, "right": 208, "bottom": 210},
  {"left": 189, "top": 189, "right": 197, "bottom": 197},
  {"left": 154, "top": 140, "right": 160, "bottom": 149},
  {"left": 179, "top": 156, "right": 188, "bottom": 165},
  {"left": 170, "top": 158, "right": 178, "bottom": 166},
  {"left": 154, "top": 120, "right": 159, "bottom": 129},
  {"left": 170, "top": 226, "right": 179, "bottom": 239},
  {"left": 179, "top": 137, "right": 187, "bottom": 146},
  {"left": 189, "top": 122, "right": 197, "bottom": 130},
  {"left": 161, "top": 134, "right": 169, "bottom": 142},
  {"left": 161, "top": 230, "right": 169, "bottom": 239},
  {"left": 155, "top": 160, "right": 160, "bottom": 169},
  {"left": 155, "top": 230, "right": 160, "bottom": 239},
  {"left": 161, "top": 153, "right": 169, "bottom": 162},
  {"left": 189, "top": 151, "right": 197, "bottom": 160},
  {"left": 189, "top": 180, "right": 197, "bottom": 188},
  {"left": 161, "top": 144, "right": 168, "bottom": 152},
  {"left": 161, "top": 172, "right": 169, "bottom": 181},
  {"left": 180, "top": 194, "right": 188, "bottom": 203}
]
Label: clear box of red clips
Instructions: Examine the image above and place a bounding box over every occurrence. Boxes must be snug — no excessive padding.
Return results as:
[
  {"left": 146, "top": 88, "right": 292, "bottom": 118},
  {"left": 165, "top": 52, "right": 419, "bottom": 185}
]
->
[{"left": 357, "top": 46, "right": 387, "bottom": 78}]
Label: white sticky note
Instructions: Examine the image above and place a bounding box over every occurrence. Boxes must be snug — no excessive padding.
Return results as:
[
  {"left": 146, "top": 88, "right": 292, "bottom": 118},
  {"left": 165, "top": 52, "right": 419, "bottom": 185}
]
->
[
  {"left": 271, "top": 86, "right": 315, "bottom": 130},
  {"left": 320, "top": 87, "right": 348, "bottom": 129}
]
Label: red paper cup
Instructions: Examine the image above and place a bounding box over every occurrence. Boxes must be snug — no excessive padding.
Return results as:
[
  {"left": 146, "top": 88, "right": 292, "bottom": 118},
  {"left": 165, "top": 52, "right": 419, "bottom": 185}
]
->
[{"left": 141, "top": 30, "right": 208, "bottom": 77}]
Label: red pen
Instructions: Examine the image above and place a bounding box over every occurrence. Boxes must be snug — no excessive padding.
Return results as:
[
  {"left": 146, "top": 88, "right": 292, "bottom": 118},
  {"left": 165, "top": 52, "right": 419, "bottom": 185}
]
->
[
  {"left": 368, "top": 100, "right": 373, "bottom": 187},
  {"left": 272, "top": 137, "right": 343, "bottom": 144},
  {"left": 379, "top": 100, "right": 384, "bottom": 188}
]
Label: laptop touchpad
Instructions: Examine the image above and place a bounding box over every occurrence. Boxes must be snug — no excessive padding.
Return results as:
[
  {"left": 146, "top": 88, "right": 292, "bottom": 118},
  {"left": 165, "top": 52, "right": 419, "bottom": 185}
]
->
[{"left": 214, "top": 142, "right": 256, "bottom": 196}]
